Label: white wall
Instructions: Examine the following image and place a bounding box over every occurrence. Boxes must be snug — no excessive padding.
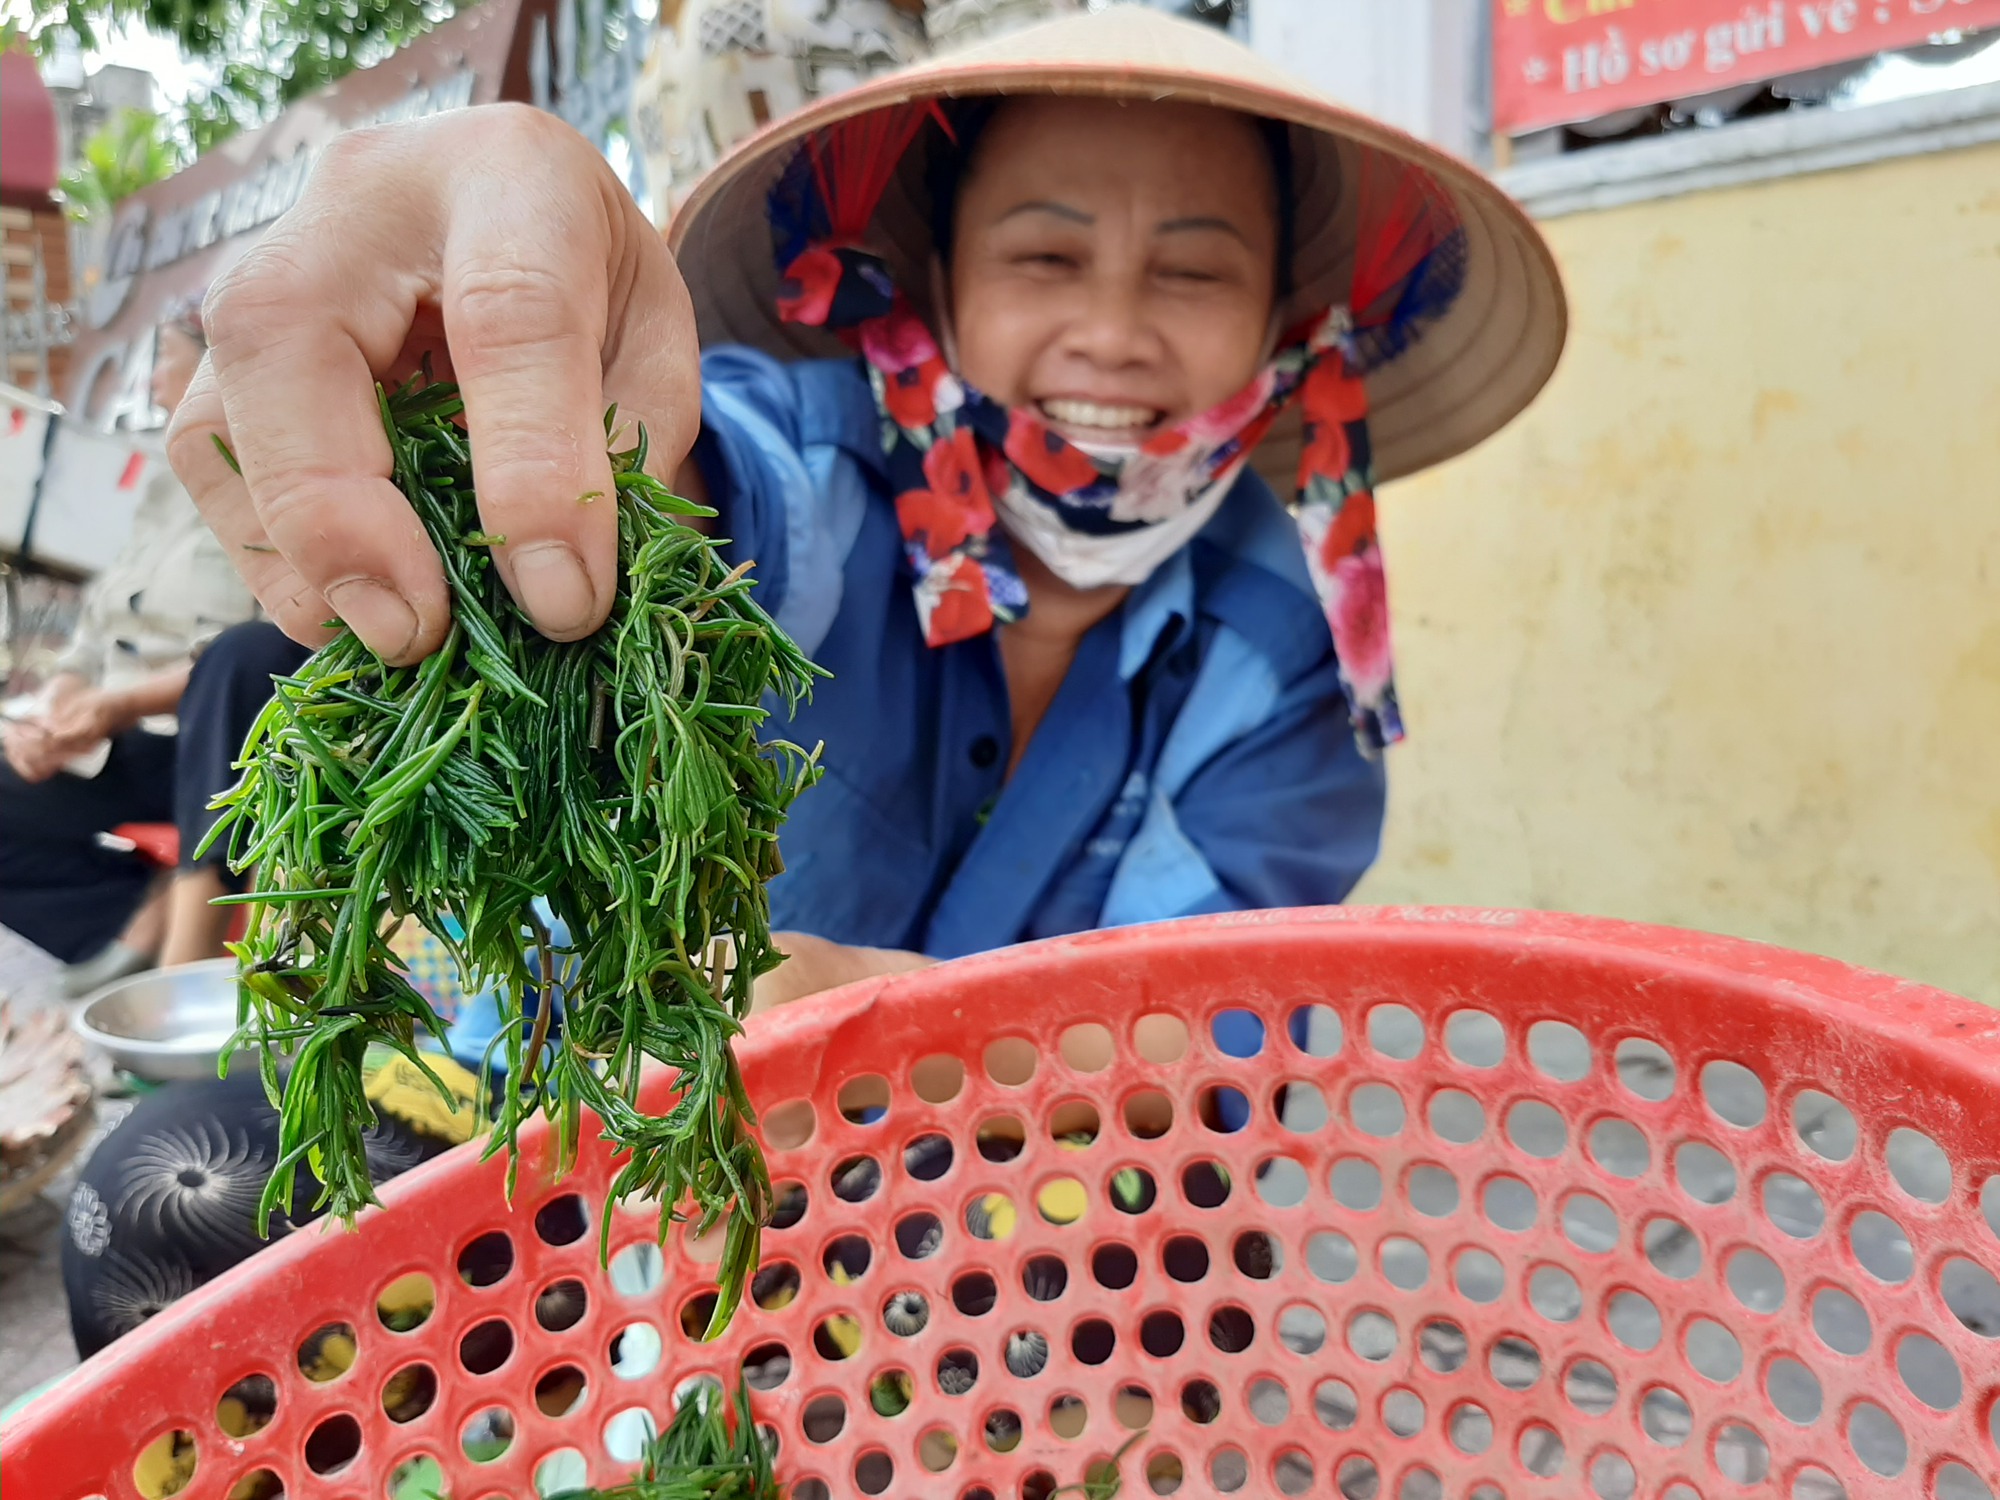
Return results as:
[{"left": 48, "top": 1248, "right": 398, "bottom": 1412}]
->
[
  {"left": 0, "top": 406, "right": 50, "bottom": 553},
  {"left": 26, "top": 426, "right": 152, "bottom": 574},
  {"left": 1249, "top": 0, "right": 1483, "bottom": 158}
]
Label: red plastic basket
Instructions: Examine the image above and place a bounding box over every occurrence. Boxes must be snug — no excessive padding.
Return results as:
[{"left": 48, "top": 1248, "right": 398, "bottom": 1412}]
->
[{"left": 8, "top": 909, "right": 2000, "bottom": 1500}]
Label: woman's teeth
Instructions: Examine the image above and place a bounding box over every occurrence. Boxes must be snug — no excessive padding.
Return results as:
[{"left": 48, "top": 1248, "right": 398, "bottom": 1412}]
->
[{"left": 1039, "top": 398, "right": 1160, "bottom": 431}]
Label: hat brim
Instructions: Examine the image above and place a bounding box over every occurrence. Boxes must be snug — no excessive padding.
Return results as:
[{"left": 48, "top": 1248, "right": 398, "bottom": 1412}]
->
[{"left": 669, "top": 6, "right": 1566, "bottom": 486}]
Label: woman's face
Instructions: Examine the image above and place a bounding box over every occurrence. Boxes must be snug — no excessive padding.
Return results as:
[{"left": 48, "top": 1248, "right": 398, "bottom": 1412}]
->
[
  {"left": 948, "top": 98, "right": 1279, "bottom": 448},
  {"left": 151, "top": 325, "right": 204, "bottom": 415}
]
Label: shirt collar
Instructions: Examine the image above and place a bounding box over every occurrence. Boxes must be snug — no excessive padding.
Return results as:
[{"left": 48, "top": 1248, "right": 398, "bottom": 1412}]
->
[{"left": 1119, "top": 542, "right": 1194, "bottom": 682}]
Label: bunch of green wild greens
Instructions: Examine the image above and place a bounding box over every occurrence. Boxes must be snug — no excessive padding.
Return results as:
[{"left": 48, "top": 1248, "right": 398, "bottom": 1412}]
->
[{"left": 203, "top": 378, "right": 821, "bottom": 1333}]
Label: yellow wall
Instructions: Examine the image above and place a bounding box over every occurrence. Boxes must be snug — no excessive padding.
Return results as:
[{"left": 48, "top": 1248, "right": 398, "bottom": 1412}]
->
[{"left": 1357, "top": 139, "right": 2000, "bottom": 1005}]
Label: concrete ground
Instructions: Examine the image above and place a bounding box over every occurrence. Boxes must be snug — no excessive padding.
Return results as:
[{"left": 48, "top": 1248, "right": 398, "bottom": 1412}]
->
[
  {"left": 0, "top": 925, "right": 130, "bottom": 1417},
  {"left": 0, "top": 1145, "right": 92, "bottom": 1413}
]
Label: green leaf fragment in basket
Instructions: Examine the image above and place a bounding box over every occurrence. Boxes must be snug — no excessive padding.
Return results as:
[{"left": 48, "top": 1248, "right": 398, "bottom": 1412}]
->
[
  {"left": 202, "top": 378, "right": 824, "bottom": 1338},
  {"left": 550, "top": 1379, "right": 782, "bottom": 1499},
  {"left": 1052, "top": 1433, "right": 1147, "bottom": 1499}
]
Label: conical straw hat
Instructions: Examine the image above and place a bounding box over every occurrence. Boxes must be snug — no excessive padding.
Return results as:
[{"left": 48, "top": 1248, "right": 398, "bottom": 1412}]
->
[{"left": 669, "top": 3, "right": 1566, "bottom": 485}]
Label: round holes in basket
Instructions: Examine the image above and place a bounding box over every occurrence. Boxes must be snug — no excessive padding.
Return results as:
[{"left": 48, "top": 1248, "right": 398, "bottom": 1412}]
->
[
  {"left": 534, "top": 1362, "right": 590, "bottom": 1419},
  {"left": 532, "top": 1194, "right": 588, "bottom": 1248},
  {"left": 831, "top": 1154, "right": 882, "bottom": 1204},
  {"left": 375, "top": 1272, "right": 436, "bottom": 1334},
  {"left": 215, "top": 1374, "right": 277, "bottom": 1439},
  {"left": 1528, "top": 1021, "right": 1590, "bottom": 1083},
  {"left": 1121, "top": 1087, "right": 1174, "bottom": 1139},
  {"left": 386, "top": 1454, "right": 444, "bottom": 1500},
  {"left": 1197, "top": 1084, "right": 1249, "bottom": 1135},
  {"left": 607, "top": 1242, "right": 663, "bottom": 1298},
  {"left": 1274, "top": 1079, "right": 1329, "bottom": 1133},
  {"left": 763, "top": 1098, "right": 816, "bottom": 1151},
  {"left": 1138, "top": 1310, "right": 1186, "bottom": 1359},
  {"left": 1452, "top": 1246, "right": 1503, "bottom": 1304},
  {"left": 460, "top": 1406, "right": 516, "bottom": 1464},
  {"left": 752, "top": 1260, "right": 802, "bottom": 1310},
  {"left": 975, "top": 1115, "right": 1026, "bottom": 1163},
  {"left": 534, "top": 1277, "right": 588, "bottom": 1334},
  {"left": 608, "top": 1322, "right": 662, "bottom": 1380},
  {"left": 837, "top": 1073, "right": 891, "bottom": 1123},
  {"left": 982, "top": 1039, "right": 1037, "bottom": 1089},
  {"left": 909, "top": 1052, "right": 965, "bottom": 1104},
  {"left": 296, "top": 1322, "right": 358, "bottom": 1384},
  {"left": 602, "top": 1407, "right": 657, "bottom": 1466},
  {"left": 1367, "top": 1002, "right": 1424, "bottom": 1061},
  {"left": 1612, "top": 1037, "right": 1675, "bottom": 1100},
  {"left": 811, "top": 1314, "right": 863, "bottom": 1362},
  {"left": 1237, "top": 1228, "right": 1286, "bottom": 1281},
  {"left": 454, "top": 1231, "right": 512, "bottom": 1289},
  {"left": 951, "top": 1270, "right": 999, "bottom": 1318},
  {"left": 1023, "top": 1253, "right": 1069, "bottom": 1302},
  {"left": 905, "top": 1131, "right": 954, "bottom": 1180},
  {"left": 893, "top": 1213, "right": 942, "bottom": 1261},
  {"left": 768, "top": 1180, "right": 808, "bottom": 1230},
  {"left": 1793, "top": 1088, "right": 1858, "bottom": 1160},
  {"left": 1701, "top": 1059, "right": 1768, "bottom": 1129},
  {"left": 303, "top": 1413, "right": 362, "bottom": 1477},
  {"left": 1445, "top": 1009, "right": 1505, "bottom": 1069},
  {"left": 822, "top": 1234, "right": 872, "bottom": 1284},
  {"left": 533, "top": 1448, "right": 590, "bottom": 1498},
  {"left": 1330, "top": 1157, "right": 1383, "bottom": 1212},
  {"left": 456, "top": 1318, "right": 514, "bottom": 1376},
  {"left": 131, "top": 1429, "right": 197, "bottom": 1499},
  {"left": 226, "top": 1467, "right": 283, "bottom": 1500},
  {"left": 383, "top": 1361, "right": 440, "bottom": 1425}
]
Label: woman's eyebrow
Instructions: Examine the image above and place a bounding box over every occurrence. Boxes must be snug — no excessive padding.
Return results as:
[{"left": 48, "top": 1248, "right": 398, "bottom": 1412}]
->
[
  {"left": 998, "top": 199, "right": 1095, "bottom": 225},
  {"left": 1156, "top": 215, "right": 1251, "bottom": 245}
]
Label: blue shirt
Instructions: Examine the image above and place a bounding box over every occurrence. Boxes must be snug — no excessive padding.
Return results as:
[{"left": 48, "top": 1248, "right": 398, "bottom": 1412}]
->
[{"left": 694, "top": 348, "right": 1386, "bottom": 961}]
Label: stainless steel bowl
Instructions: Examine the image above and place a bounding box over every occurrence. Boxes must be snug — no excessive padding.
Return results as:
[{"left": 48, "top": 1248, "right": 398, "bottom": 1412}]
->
[{"left": 74, "top": 959, "right": 242, "bottom": 1082}]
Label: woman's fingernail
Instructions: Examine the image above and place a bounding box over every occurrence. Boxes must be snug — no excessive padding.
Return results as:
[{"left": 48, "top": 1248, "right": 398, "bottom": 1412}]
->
[
  {"left": 509, "top": 541, "right": 597, "bottom": 638},
  {"left": 325, "top": 578, "right": 420, "bottom": 661}
]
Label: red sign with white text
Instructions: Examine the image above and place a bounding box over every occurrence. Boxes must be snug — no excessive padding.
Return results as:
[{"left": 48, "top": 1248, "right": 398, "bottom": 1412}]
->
[{"left": 1494, "top": 0, "right": 2000, "bottom": 132}]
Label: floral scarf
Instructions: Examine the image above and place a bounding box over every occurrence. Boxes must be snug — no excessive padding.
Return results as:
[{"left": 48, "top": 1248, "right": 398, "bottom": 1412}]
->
[{"left": 768, "top": 112, "right": 1465, "bottom": 754}]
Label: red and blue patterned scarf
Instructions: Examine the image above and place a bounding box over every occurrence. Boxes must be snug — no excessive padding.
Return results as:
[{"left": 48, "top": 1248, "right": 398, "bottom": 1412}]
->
[{"left": 769, "top": 109, "right": 1464, "bottom": 753}]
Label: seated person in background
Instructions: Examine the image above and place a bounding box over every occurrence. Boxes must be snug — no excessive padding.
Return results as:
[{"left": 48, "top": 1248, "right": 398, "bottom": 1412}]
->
[
  {"left": 0, "top": 301, "right": 264, "bottom": 984},
  {"left": 155, "top": 619, "right": 308, "bottom": 966}
]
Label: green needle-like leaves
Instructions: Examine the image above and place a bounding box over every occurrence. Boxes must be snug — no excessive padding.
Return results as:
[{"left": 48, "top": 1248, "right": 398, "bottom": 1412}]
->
[
  {"left": 203, "top": 378, "right": 822, "bottom": 1334},
  {"left": 551, "top": 1378, "right": 781, "bottom": 1499}
]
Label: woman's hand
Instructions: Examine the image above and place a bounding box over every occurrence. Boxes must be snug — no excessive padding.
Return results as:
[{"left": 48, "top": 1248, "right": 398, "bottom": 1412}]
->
[
  {"left": 166, "top": 104, "right": 703, "bottom": 666},
  {"left": 751, "top": 932, "right": 935, "bottom": 1015}
]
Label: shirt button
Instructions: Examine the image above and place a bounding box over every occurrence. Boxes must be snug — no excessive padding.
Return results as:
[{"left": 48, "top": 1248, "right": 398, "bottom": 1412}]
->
[{"left": 969, "top": 735, "right": 1001, "bottom": 769}]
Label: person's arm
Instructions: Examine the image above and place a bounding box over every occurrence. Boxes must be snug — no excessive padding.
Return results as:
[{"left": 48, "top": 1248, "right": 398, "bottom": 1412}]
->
[
  {"left": 4, "top": 663, "right": 193, "bottom": 784},
  {"left": 166, "top": 104, "right": 703, "bottom": 663},
  {"left": 95, "top": 662, "right": 194, "bottom": 729},
  {"left": 751, "top": 932, "right": 935, "bottom": 1015}
]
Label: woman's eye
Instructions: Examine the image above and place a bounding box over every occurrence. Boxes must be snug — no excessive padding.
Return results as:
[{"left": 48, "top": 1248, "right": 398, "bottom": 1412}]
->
[
  {"left": 1161, "top": 266, "right": 1225, "bottom": 285},
  {"left": 1016, "top": 252, "right": 1078, "bottom": 270}
]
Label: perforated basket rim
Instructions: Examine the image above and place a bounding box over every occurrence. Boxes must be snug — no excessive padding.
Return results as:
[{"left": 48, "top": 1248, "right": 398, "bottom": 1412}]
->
[{"left": 8, "top": 906, "right": 1999, "bottom": 1500}]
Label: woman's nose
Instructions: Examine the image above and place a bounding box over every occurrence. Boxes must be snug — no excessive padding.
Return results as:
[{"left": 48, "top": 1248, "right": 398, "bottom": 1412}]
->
[{"left": 1057, "top": 269, "right": 1162, "bottom": 370}]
